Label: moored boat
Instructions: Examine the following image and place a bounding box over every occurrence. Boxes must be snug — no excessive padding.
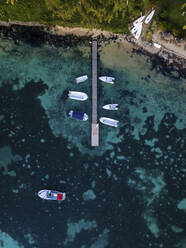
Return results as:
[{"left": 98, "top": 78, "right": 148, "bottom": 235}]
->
[
  {"left": 99, "top": 76, "right": 115, "bottom": 84},
  {"left": 69, "top": 110, "right": 88, "bottom": 121},
  {"left": 38, "top": 190, "right": 66, "bottom": 201},
  {"left": 99, "top": 117, "right": 119, "bottom": 127},
  {"left": 75, "top": 75, "right": 88, "bottom": 84},
  {"left": 68, "top": 91, "right": 88, "bottom": 101},
  {"left": 134, "top": 24, "right": 143, "bottom": 39},
  {"left": 103, "top": 104, "right": 118, "bottom": 110},
  {"left": 131, "top": 22, "right": 142, "bottom": 34},
  {"left": 153, "top": 42, "right": 161, "bottom": 49},
  {"left": 144, "top": 9, "right": 155, "bottom": 24},
  {"left": 133, "top": 16, "right": 145, "bottom": 26}
]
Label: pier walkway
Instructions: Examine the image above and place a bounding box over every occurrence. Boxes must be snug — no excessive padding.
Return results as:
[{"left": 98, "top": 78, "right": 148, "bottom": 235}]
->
[{"left": 91, "top": 41, "right": 99, "bottom": 146}]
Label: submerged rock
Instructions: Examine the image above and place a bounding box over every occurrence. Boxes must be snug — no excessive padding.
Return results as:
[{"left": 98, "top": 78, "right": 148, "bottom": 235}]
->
[{"left": 83, "top": 189, "right": 96, "bottom": 201}]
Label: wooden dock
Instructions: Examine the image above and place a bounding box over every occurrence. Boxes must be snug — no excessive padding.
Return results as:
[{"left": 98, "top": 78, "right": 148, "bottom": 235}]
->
[{"left": 91, "top": 41, "right": 99, "bottom": 146}]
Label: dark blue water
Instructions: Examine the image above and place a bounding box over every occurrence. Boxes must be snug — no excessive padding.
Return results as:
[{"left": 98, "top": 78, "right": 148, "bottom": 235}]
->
[{"left": 0, "top": 37, "right": 185, "bottom": 248}]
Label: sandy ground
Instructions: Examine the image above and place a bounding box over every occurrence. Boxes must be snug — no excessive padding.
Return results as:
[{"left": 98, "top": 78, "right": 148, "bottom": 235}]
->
[
  {"left": 48, "top": 26, "right": 116, "bottom": 39},
  {"left": 153, "top": 30, "right": 186, "bottom": 58},
  {"left": 0, "top": 21, "right": 186, "bottom": 63},
  {"left": 49, "top": 25, "right": 186, "bottom": 61}
]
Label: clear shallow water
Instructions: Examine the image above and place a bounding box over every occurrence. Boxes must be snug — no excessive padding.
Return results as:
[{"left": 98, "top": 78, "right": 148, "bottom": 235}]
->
[{"left": 0, "top": 37, "right": 186, "bottom": 248}]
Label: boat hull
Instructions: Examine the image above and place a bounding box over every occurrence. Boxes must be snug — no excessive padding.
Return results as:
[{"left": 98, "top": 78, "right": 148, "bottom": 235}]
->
[
  {"left": 99, "top": 117, "right": 119, "bottom": 127},
  {"left": 134, "top": 24, "right": 142, "bottom": 39},
  {"left": 103, "top": 104, "right": 118, "bottom": 110},
  {"left": 131, "top": 23, "right": 142, "bottom": 34},
  {"left": 38, "top": 190, "right": 66, "bottom": 201},
  {"left": 99, "top": 76, "right": 115, "bottom": 84},
  {"left": 69, "top": 110, "right": 88, "bottom": 121},
  {"left": 145, "top": 10, "right": 155, "bottom": 24},
  {"left": 76, "top": 75, "right": 88, "bottom": 84},
  {"left": 68, "top": 91, "right": 88, "bottom": 101}
]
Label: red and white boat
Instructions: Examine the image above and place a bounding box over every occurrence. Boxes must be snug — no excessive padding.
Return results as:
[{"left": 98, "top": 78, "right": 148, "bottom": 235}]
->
[{"left": 38, "top": 190, "right": 66, "bottom": 201}]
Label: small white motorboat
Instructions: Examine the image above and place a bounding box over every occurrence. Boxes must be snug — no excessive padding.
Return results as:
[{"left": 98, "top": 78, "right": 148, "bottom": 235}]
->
[
  {"left": 133, "top": 16, "right": 145, "bottom": 26},
  {"left": 99, "top": 76, "right": 115, "bottom": 84},
  {"left": 144, "top": 9, "right": 155, "bottom": 24},
  {"left": 131, "top": 22, "right": 142, "bottom": 34},
  {"left": 153, "top": 42, "right": 161, "bottom": 49},
  {"left": 69, "top": 110, "right": 88, "bottom": 121},
  {"left": 99, "top": 117, "right": 119, "bottom": 127},
  {"left": 75, "top": 75, "right": 88, "bottom": 84},
  {"left": 134, "top": 24, "right": 143, "bottom": 39},
  {"left": 68, "top": 91, "right": 88, "bottom": 101},
  {"left": 38, "top": 190, "right": 66, "bottom": 201},
  {"left": 103, "top": 104, "right": 118, "bottom": 110}
]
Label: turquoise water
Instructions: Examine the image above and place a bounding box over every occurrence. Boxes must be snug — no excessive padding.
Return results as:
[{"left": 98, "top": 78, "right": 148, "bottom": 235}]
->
[{"left": 0, "top": 36, "right": 186, "bottom": 248}]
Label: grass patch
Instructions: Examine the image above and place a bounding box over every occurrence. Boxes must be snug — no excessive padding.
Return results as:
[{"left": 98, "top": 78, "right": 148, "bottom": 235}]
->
[{"left": 0, "top": 0, "right": 185, "bottom": 37}]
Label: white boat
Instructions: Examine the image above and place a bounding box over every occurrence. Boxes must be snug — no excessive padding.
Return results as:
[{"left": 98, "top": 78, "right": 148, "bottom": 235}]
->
[
  {"left": 133, "top": 16, "right": 145, "bottom": 26},
  {"left": 99, "top": 76, "right": 115, "bottom": 84},
  {"left": 68, "top": 91, "right": 88, "bottom": 101},
  {"left": 134, "top": 24, "right": 143, "bottom": 39},
  {"left": 103, "top": 104, "right": 118, "bottom": 110},
  {"left": 153, "top": 42, "right": 161, "bottom": 49},
  {"left": 69, "top": 110, "right": 88, "bottom": 121},
  {"left": 144, "top": 10, "right": 155, "bottom": 24},
  {"left": 38, "top": 190, "right": 66, "bottom": 201},
  {"left": 99, "top": 117, "right": 119, "bottom": 127},
  {"left": 131, "top": 22, "right": 142, "bottom": 34},
  {"left": 75, "top": 75, "right": 88, "bottom": 84}
]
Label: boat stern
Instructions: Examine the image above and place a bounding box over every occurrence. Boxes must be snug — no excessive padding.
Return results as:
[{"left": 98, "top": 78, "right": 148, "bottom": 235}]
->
[{"left": 57, "top": 192, "right": 66, "bottom": 201}]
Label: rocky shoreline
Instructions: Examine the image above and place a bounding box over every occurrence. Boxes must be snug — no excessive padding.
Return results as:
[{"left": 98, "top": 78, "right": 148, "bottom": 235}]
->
[{"left": 0, "top": 21, "right": 185, "bottom": 78}]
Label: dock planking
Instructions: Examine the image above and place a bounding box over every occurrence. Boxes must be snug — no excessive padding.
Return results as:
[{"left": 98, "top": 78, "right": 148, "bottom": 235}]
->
[{"left": 91, "top": 41, "right": 99, "bottom": 146}]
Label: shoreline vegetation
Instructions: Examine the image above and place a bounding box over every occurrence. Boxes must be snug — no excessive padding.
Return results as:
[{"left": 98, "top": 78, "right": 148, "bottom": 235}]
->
[
  {"left": 0, "top": 0, "right": 185, "bottom": 76},
  {"left": 0, "top": 0, "right": 185, "bottom": 36},
  {"left": 0, "top": 21, "right": 185, "bottom": 77}
]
